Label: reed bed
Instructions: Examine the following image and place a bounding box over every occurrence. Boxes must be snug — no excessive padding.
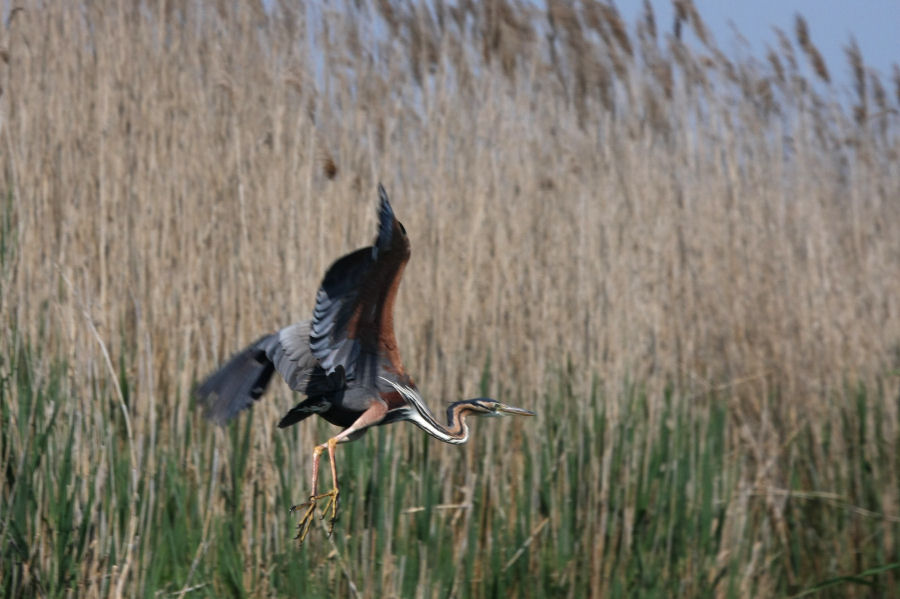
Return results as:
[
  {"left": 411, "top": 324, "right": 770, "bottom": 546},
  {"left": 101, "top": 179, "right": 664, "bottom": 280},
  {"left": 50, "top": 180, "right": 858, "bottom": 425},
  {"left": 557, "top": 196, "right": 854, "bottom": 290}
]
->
[{"left": 1, "top": 1, "right": 899, "bottom": 597}]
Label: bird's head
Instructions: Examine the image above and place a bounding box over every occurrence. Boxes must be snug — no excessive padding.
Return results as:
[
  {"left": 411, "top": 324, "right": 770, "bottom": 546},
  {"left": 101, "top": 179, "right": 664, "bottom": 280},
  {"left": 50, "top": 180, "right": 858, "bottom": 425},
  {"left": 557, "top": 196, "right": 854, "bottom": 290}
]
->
[{"left": 458, "top": 398, "right": 536, "bottom": 418}]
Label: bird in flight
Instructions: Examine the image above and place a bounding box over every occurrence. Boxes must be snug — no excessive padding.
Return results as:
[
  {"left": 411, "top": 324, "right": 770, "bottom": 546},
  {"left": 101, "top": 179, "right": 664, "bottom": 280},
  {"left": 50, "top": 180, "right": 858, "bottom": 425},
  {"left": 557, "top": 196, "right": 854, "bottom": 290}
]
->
[{"left": 196, "top": 184, "right": 534, "bottom": 544}]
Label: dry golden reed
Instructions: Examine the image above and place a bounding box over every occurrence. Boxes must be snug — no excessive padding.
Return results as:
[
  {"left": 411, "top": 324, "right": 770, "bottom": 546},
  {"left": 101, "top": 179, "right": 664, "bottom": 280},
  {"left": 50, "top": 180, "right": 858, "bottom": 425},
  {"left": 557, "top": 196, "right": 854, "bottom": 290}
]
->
[
  {"left": 2, "top": 0, "right": 900, "bottom": 596},
  {"left": 794, "top": 14, "right": 830, "bottom": 83},
  {"left": 894, "top": 64, "right": 900, "bottom": 106},
  {"left": 2, "top": 0, "right": 898, "bottom": 462},
  {"left": 846, "top": 37, "right": 868, "bottom": 123}
]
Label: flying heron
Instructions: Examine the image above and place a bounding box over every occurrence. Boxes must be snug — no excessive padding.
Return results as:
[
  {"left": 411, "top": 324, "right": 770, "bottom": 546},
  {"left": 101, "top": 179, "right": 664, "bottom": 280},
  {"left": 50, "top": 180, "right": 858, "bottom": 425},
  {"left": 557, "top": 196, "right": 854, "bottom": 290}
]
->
[{"left": 195, "top": 184, "right": 534, "bottom": 543}]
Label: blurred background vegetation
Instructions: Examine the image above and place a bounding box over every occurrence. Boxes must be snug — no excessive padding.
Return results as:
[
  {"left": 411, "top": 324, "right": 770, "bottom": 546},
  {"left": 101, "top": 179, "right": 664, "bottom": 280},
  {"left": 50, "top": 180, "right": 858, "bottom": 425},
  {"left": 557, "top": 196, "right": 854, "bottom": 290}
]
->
[{"left": 1, "top": 0, "right": 899, "bottom": 597}]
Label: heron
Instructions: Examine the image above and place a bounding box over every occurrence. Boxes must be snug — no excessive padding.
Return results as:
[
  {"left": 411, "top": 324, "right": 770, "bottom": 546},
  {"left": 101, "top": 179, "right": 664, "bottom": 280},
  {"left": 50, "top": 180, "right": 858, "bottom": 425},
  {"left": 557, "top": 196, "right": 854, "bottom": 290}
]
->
[{"left": 195, "top": 184, "right": 534, "bottom": 543}]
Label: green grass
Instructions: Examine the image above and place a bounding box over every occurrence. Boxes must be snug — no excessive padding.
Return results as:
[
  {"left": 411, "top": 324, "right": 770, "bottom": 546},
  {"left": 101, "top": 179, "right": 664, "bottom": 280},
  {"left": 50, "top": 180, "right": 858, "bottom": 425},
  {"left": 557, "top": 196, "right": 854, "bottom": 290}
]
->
[{"left": 2, "top": 334, "right": 898, "bottom": 597}]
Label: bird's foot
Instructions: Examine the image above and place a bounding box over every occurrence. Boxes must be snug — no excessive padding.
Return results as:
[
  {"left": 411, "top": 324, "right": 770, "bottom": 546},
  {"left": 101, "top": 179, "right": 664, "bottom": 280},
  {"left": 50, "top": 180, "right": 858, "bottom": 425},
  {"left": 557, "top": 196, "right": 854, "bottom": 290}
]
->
[
  {"left": 318, "top": 487, "right": 340, "bottom": 537},
  {"left": 290, "top": 497, "right": 318, "bottom": 545},
  {"left": 290, "top": 487, "right": 340, "bottom": 544}
]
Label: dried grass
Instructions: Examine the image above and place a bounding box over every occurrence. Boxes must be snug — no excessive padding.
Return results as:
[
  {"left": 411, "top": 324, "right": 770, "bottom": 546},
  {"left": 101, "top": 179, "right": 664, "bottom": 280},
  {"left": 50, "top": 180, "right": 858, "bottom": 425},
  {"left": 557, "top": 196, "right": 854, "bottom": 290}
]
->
[
  {"left": 795, "top": 14, "right": 830, "bottom": 83},
  {"left": 2, "top": 1, "right": 900, "bottom": 596}
]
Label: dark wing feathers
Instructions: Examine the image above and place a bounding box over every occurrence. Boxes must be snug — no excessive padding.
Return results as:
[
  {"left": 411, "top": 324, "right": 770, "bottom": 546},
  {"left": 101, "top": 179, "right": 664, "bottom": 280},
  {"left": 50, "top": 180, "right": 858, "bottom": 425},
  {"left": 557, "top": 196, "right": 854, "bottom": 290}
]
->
[
  {"left": 309, "top": 247, "right": 374, "bottom": 376},
  {"left": 268, "top": 320, "right": 317, "bottom": 391},
  {"left": 374, "top": 183, "right": 395, "bottom": 258},
  {"left": 195, "top": 334, "right": 277, "bottom": 425},
  {"left": 309, "top": 185, "right": 410, "bottom": 384},
  {"left": 277, "top": 396, "right": 331, "bottom": 428},
  {"left": 196, "top": 184, "right": 410, "bottom": 425},
  {"left": 196, "top": 322, "right": 318, "bottom": 424}
]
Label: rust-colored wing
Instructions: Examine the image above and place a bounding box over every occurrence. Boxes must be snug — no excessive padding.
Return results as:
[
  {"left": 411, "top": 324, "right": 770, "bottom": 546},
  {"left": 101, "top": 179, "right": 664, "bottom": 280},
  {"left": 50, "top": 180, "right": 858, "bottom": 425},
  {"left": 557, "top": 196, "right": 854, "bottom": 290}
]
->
[{"left": 309, "top": 184, "right": 411, "bottom": 386}]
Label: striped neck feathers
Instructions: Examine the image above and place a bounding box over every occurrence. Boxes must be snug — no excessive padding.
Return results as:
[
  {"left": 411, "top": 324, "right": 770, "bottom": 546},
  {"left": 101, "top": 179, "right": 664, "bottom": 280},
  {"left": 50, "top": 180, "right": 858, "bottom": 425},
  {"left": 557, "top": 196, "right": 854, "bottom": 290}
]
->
[{"left": 381, "top": 378, "right": 479, "bottom": 445}]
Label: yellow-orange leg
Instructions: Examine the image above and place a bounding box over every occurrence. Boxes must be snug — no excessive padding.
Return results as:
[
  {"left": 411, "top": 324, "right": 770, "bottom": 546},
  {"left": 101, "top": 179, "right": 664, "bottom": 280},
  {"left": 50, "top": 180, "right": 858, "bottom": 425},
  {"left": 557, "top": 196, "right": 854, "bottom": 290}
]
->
[
  {"left": 291, "top": 439, "right": 341, "bottom": 543},
  {"left": 290, "top": 444, "right": 326, "bottom": 544},
  {"left": 289, "top": 402, "right": 387, "bottom": 545},
  {"left": 318, "top": 438, "right": 340, "bottom": 533}
]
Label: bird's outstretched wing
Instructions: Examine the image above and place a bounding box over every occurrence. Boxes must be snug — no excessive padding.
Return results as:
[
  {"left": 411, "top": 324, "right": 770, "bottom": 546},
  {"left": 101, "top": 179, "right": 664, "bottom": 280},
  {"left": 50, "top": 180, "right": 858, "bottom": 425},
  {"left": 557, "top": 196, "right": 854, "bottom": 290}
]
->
[
  {"left": 309, "top": 184, "right": 411, "bottom": 385},
  {"left": 195, "top": 321, "right": 318, "bottom": 424}
]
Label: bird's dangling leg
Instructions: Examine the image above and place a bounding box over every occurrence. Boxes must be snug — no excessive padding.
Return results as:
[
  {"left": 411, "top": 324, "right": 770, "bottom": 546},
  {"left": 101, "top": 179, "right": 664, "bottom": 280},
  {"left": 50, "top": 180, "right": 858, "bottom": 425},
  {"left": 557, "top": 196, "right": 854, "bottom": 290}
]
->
[
  {"left": 290, "top": 444, "right": 326, "bottom": 545},
  {"left": 310, "top": 403, "right": 388, "bottom": 537},
  {"left": 290, "top": 438, "right": 341, "bottom": 543},
  {"left": 290, "top": 401, "right": 388, "bottom": 544},
  {"left": 317, "top": 438, "right": 341, "bottom": 536}
]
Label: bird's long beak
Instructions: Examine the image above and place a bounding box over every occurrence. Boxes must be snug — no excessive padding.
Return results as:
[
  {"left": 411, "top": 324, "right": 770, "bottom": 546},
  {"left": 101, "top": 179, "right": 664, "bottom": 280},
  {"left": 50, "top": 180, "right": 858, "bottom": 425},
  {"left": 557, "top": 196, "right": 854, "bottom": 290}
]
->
[{"left": 497, "top": 403, "right": 536, "bottom": 417}]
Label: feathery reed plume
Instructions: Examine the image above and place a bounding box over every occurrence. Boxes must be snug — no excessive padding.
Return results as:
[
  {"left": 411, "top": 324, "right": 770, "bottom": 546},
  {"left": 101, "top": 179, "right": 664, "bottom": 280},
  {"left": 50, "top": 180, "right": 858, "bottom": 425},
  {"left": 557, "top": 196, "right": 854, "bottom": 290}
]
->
[
  {"left": 582, "top": 4, "right": 628, "bottom": 82},
  {"left": 643, "top": 0, "right": 656, "bottom": 41},
  {"left": 774, "top": 27, "right": 797, "bottom": 73},
  {"left": 794, "top": 14, "right": 829, "bottom": 83},
  {"left": 870, "top": 70, "right": 887, "bottom": 115},
  {"left": 893, "top": 64, "right": 900, "bottom": 107},
  {"left": 405, "top": 4, "right": 442, "bottom": 87},
  {"left": 583, "top": 2, "right": 604, "bottom": 37},
  {"left": 377, "top": 0, "right": 400, "bottom": 38},
  {"left": 767, "top": 47, "right": 785, "bottom": 86},
  {"left": 682, "top": 0, "right": 710, "bottom": 47},
  {"left": 403, "top": 6, "right": 424, "bottom": 86},
  {"left": 545, "top": 0, "right": 579, "bottom": 101},
  {"left": 642, "top": 84, "right": 668, "bottom": 134},
  {"left": 651, "top": 56, "right": 673, "bottom": 99},
  {"left": 609, "top": 42, "right": 629, "bottom": 81},
  {"left": 547, "top": 0, "right": 581, "bottom": 43},
  {"left": 447, "top": 2, "right": 465, "bottom": 32},
  {"left": 673, "top": 0, "right": 686, "bottom": 41},
  {"left": 343, "top": 10, "right": 362, "bottom": 59},
  {"left": 483, "top": 0, "right": 534, "bottom": 81},
  {"left": 598, "top": 3, "right": 633, "bottom": 58},
  {"left": 433, "top": 0, "right": 446, "bottom": 33},
  {"left": 756, "top": 77, "right": 777, "bottom": 115},
  {"left": 712, "top": 47, "right": 737, "bottom": 84},
  {"left": 846, "top": 37, "right": 867, "bottom": 124},
  {"left": 589, "top": 52, "right": 615, "bottom": 113}
]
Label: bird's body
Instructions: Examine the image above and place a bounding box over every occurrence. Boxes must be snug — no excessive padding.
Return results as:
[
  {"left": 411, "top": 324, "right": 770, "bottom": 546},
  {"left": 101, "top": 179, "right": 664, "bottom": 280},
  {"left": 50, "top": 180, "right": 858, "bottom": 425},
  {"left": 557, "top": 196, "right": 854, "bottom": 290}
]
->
[{"left": 196, "top": 185, "right": 533, "bottom": 543}]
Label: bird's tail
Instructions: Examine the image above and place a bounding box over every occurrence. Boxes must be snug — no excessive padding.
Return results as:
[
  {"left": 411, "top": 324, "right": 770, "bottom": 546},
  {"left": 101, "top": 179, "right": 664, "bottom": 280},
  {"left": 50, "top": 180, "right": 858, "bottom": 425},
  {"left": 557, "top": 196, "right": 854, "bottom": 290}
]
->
[{"left": 195, "top": 334, "right": 278, "bottom": 425}]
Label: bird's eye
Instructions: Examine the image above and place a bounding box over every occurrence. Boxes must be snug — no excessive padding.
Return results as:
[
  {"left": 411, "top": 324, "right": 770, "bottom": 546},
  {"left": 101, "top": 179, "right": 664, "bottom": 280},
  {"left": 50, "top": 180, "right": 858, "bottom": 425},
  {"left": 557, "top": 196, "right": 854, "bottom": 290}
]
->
[{"left": 398, "top": 222, "right": 407, "bottom": 236}]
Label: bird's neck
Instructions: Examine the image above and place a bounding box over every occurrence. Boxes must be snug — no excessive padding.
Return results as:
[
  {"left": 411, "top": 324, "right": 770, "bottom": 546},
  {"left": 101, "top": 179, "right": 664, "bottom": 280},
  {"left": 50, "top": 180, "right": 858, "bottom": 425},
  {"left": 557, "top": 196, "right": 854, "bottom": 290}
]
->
[
  {"left": 407, "top": 400, "right": 470, "bottom": 445},
  {"left": 384, "top": 379, "right": 471, "bottom": 444}
]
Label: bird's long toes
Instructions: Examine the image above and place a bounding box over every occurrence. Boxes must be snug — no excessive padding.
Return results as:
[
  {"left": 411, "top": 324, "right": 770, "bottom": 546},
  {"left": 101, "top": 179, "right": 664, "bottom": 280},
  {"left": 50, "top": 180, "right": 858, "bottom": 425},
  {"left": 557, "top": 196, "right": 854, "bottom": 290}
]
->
[
  {"left": 290, "top": 494, "right": 319, "bottom": 512},
  {"left": 290, "top": 497, "right": 319, "bottom": 545},
  {"left": 326, "top": 509, "right": 339, "bottom": 536},
  {"left": 294, "top": 517, "right": 313, "bottom": 544},
  {"left": 318, "top": 489, "right": 340, "bottom": 521}
]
